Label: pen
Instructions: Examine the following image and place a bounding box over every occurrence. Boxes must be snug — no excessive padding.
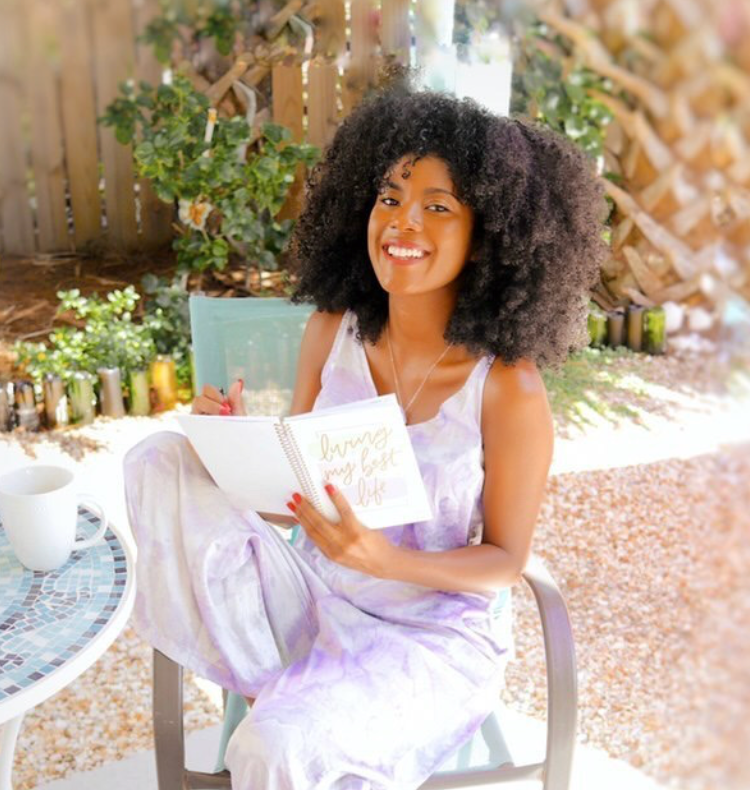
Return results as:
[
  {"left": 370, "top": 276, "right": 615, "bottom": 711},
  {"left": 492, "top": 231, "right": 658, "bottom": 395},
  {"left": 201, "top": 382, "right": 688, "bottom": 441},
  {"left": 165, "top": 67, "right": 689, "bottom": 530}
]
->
[
  {"left": 218, "top": 387, "right": 231, "bottom": 415},
  {"left": 218, "top": 381, "right": 243, "bottom": 415}
]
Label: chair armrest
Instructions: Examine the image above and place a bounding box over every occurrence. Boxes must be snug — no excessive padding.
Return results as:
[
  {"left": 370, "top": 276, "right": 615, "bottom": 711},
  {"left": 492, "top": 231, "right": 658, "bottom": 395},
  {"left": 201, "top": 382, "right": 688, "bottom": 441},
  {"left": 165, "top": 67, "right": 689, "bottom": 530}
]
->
[{"left": 521, "top": 554, "right": 577, "bottom": 790}]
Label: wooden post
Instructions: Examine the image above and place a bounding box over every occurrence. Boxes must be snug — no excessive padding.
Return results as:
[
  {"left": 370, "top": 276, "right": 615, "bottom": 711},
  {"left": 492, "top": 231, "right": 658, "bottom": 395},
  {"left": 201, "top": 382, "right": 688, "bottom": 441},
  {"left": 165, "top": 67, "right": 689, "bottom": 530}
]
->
[
  {"left": 0, "top": 0, "right": 36, "bottom": 254},
  {"left": 313, "top": 0, "right": 346, "bottom": 59},
  {"left": 344, "top": 0, "right": 379, "bottom": 115},
  {"left": 134, "top": 0, "right": 174, "bottom": 247},
  {"left": 381, "top": 0, "right": 411, "bottom": 66},
  {"left": 307, "top": 58, "right": 339, "bottom": 150},
  {"left": 91, "top": 0, "right": 139, "bottom": 249},
  {"left": 272, "top": 62, "right": 305, "bottom": 220},
  {"left": 29, "top": 0, "right": 71, "bottom": 252},
  {"left": 59, "top": 0, "right": 104, "bottom": 250}
]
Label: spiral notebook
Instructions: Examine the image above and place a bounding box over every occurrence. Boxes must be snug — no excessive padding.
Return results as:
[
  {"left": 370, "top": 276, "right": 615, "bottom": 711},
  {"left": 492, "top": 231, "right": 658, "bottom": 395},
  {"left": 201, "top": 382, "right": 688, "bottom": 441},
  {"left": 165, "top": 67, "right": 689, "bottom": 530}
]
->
[{"left": 176, "top": 394, "right": 432, "bottom": 529}]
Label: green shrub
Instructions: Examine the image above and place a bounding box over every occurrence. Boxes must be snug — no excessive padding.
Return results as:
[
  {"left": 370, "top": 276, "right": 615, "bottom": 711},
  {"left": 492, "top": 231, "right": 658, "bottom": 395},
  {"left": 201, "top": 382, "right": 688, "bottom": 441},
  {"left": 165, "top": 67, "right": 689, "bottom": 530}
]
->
[
  {"left": 15, "top": 288, "right": 156, "bottom": 385},
  {"left": 141, "top": 274, "right": 192, "bottom": 388},
  {"left": 511, "top": 22, "right": 615, "bottom": 163},
  {"left": 99, "top": 74, "right": 319, "bottom": 276}
]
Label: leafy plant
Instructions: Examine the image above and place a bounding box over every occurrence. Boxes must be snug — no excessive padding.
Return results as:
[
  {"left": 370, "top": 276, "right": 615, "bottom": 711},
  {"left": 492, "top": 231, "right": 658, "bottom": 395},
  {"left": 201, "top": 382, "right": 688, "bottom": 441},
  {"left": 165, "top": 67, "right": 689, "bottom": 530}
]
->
[
  {"left": 15, "top": 288, "right": 156, "bottom": 386},
  {"left": 138, "top": 14, "right": 181, "bottom": 64},
  {"left": 139, "top": 0, "right": 240, "bottom": 62},
  {"left": 454, "top": 1, "right": 510, "bottom": 51},
  {"left": 199, "top": 3, "right": 237, "bottom": 56},
  {"left": 511, "top": 22, "right": 615, "bottom": 163},
  {"left": 99, "top": 75, "right": 319, "bottom": 277},
  {"left": 141, "top": 274, "right": 192, "bottom": 388}
]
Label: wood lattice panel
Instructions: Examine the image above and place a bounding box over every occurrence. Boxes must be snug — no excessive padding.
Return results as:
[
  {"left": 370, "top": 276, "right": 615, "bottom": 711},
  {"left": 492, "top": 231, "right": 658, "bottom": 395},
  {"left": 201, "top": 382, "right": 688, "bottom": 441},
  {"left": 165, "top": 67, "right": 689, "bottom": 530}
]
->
[{"left": 536, "top": 0, "right": 750, "bottom": 328}]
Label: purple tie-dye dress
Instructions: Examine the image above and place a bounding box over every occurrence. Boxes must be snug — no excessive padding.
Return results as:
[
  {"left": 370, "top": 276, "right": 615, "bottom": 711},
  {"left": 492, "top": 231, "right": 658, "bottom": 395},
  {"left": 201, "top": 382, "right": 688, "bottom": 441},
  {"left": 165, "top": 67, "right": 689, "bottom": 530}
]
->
[{"left": 124, "top": 308, "right": 513, "bottom": 789}]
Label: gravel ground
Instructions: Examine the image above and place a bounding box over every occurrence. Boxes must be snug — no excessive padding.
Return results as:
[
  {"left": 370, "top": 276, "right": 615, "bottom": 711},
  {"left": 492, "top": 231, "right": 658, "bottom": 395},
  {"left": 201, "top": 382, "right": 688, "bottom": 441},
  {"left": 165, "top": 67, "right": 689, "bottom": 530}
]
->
[
  {"left": 502, "top": 442, "right": 750, "bottom": 790},
  {"left": 10, "top": 630, "right": 222, "bottom": 788},
  {"left": 4, "top": 331, "right": 750, "bottom": 790}
]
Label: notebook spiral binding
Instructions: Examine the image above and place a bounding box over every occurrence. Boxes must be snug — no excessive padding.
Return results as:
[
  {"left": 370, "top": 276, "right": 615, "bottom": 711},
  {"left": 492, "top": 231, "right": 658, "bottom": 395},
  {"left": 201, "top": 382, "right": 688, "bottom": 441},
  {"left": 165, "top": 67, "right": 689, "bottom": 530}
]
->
[{"left": 274, "top": 422, "right": 324, "bottom": 512}]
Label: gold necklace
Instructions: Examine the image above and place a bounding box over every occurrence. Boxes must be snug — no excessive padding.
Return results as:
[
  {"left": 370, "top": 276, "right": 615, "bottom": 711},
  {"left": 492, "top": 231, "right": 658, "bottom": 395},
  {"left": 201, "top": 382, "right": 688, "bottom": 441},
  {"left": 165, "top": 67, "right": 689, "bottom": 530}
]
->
[{"left": 385, "top": 322, "right": 451, "bottom": 419}]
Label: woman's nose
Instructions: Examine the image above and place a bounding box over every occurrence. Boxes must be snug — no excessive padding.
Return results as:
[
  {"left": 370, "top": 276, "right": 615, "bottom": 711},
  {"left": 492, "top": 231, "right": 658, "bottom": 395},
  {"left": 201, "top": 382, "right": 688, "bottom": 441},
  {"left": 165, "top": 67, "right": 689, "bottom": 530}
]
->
[{"left": 389, "top": 201, "right": 423, "bottom": 231}]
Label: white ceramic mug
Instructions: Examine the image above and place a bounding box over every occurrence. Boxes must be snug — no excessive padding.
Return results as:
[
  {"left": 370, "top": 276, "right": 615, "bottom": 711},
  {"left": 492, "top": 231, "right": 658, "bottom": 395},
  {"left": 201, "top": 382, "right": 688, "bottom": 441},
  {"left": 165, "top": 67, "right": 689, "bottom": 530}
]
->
[{"left": 0, "top": 465, "right": 108, "bottom": 572}]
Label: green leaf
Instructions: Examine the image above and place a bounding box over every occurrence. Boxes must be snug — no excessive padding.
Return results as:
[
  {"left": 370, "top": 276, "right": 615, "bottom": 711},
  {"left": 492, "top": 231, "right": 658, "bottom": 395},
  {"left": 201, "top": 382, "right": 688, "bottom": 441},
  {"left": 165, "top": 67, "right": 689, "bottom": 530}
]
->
[
  {"left": 142, "top": 273, "right": 162, "bottom": 294},
  {"left": 115, "top": 125, "right": 134, "bottom": 145},
  {"left": 564, "top": 83, "right": 586, "bottom": 103},
  {"left": 564, "top": 115, "right": 586, "bottom": 138},
  {"left": 262, "top": 123, "right": 289, "bottom": 145}
]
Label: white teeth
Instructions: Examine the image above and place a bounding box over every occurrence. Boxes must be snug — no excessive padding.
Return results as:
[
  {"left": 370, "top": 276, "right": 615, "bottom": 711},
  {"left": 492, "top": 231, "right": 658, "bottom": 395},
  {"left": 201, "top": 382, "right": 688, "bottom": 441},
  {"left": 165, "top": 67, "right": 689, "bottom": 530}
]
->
[{"left": 386, "top": 246, "right": 426, "bottom": 259}]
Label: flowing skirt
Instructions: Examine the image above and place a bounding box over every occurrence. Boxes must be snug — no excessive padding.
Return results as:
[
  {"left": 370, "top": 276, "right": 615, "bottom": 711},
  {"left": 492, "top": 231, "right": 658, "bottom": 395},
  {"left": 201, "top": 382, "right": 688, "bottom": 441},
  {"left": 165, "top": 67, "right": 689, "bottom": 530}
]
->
[{"left": 124, "top": 431, "right": 509, "bottom": 790}]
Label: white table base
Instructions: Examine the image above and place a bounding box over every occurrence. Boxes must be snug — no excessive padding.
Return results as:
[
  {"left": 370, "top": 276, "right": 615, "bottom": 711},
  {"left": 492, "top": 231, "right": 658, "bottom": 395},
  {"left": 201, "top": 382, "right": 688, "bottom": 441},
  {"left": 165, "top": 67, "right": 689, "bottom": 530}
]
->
[{"left": 0, "top": 715, "right": 24, "bottom": 790}]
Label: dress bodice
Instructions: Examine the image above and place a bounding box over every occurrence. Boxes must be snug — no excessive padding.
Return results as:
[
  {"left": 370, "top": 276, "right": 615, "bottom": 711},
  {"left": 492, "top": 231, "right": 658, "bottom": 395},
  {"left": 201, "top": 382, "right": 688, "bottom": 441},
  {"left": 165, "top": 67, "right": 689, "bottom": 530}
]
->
[{"left": 310, "top": 309, "right": 495, "bottom": 551}]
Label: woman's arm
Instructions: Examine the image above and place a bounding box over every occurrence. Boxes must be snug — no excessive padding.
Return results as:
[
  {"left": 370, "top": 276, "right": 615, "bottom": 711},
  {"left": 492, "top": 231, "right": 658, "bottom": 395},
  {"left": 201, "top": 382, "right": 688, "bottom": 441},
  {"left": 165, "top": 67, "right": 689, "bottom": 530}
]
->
[{"left": 292, "top": 359, "right": 555, "bottom": 595}]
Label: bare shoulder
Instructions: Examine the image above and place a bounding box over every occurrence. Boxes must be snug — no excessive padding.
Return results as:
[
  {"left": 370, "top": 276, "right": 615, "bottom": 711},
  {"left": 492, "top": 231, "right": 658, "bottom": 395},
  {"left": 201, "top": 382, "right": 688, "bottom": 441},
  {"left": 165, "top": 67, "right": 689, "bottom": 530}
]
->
[
  {"left": 481, "top": 356, "right": 552, "bottom": 436},
  {"left": 485, "top": 356, "right": 547, "bottom": 399},
  {"left": 289, "top": 309, "right": 346, "bottom": 415},
  {"left": 301, "top": 309, "right": 347, "bottom": 360}
]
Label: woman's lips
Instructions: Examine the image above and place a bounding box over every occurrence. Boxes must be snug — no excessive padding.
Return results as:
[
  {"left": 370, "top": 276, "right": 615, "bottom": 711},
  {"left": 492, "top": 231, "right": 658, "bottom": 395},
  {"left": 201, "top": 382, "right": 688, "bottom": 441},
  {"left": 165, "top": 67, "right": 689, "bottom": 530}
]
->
[{"left": 382, "top": 245, "right": 430, "bottom": 266}]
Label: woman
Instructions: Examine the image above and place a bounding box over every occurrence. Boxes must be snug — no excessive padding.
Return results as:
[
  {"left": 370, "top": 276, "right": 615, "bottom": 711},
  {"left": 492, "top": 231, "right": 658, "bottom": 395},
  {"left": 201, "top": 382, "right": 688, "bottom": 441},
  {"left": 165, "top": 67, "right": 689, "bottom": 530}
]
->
[{"left": 125, "top": 84, "right": 607, "bottom": 789}]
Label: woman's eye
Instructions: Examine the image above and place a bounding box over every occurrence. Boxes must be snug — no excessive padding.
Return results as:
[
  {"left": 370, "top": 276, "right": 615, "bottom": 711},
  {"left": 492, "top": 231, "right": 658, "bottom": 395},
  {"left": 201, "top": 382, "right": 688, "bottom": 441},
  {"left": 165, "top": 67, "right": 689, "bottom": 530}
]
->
[{"left": 378, "top": 198, "right": 450, "bottom": 212}]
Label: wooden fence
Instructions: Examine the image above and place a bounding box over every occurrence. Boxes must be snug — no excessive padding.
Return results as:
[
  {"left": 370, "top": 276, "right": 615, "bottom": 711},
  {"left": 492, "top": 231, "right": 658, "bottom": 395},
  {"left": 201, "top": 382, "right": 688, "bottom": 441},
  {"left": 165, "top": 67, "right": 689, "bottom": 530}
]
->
[{"left": 0, "top": 0, "right": 423, "bottom": 257}]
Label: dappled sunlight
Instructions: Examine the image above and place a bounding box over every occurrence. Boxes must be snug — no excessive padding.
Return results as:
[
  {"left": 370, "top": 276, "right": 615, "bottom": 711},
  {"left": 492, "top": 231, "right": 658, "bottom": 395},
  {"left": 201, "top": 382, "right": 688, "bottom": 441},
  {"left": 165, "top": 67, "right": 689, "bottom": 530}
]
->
[{"left": 545, "top": 337, "right": 750, "bottom": 450}]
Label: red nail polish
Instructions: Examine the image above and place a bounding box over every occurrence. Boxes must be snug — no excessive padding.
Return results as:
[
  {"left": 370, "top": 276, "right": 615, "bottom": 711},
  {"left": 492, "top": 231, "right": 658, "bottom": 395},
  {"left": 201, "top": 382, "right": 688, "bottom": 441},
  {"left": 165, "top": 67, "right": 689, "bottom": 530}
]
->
[
  {"left": 292, "top": 492, "right": 302, "bottom": 504},
  {"left": 219, "top": 402, "right": 231, "bottom": 415},
  {"left": 286, "top": 501, "right": 296, "bottom": 512},
  {"left": 324, "top": 483, "right": 335, "bottom": 495}
]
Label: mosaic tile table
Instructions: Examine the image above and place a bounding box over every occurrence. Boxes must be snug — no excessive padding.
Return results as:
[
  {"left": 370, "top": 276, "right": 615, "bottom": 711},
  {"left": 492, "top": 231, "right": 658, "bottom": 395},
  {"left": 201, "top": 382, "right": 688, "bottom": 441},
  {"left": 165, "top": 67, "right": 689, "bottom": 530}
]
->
[{"left": 0, "top": 506, "right": 135, "bottom": 790}]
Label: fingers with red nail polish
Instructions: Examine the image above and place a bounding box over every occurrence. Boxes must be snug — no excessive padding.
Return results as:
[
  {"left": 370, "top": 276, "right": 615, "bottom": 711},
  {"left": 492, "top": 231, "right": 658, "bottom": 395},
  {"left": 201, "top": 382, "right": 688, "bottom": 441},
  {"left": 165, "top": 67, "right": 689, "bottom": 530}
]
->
[{"left": 227, "top": 378, "right": 245, "bottom": 416}]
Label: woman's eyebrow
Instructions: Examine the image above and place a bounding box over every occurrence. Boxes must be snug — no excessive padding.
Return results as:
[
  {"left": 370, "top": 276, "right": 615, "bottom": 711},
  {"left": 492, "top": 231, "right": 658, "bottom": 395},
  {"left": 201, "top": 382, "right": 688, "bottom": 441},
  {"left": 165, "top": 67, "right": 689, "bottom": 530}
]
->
[
  {"left": 424, "top": 187, "right": 459, "bottom": 199},
  {"left": 384, "top": 180, "right": 458, "bottom": 199}
]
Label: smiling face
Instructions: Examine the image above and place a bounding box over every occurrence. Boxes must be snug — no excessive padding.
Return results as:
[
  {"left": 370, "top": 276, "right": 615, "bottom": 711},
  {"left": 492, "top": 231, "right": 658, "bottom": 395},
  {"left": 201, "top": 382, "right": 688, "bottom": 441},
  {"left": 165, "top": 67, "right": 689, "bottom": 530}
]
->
[{"left": 367, "top": 155, "right": 475, "bottom": 298}]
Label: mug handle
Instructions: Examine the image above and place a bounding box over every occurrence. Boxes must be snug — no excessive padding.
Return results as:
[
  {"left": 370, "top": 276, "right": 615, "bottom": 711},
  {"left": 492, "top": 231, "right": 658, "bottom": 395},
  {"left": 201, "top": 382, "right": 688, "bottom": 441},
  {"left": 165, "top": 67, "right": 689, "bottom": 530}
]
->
[{"left": 73, "top": 495, "right": 109, "bottom": 549}]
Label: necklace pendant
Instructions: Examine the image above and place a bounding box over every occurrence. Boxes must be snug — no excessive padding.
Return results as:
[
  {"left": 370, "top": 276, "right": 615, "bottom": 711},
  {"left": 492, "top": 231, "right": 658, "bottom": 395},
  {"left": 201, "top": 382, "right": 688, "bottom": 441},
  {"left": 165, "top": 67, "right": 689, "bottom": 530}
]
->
[{"left": 385, "top": 321, "right": 450, "bottom": 425}]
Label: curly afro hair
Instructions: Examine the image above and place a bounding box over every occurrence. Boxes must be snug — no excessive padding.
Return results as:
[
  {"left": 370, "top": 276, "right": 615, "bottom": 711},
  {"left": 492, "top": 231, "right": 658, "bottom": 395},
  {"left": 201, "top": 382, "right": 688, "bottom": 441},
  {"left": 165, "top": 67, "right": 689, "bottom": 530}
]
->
[{"left": 289, "top": 83, "right": 609, "bottom": 372}]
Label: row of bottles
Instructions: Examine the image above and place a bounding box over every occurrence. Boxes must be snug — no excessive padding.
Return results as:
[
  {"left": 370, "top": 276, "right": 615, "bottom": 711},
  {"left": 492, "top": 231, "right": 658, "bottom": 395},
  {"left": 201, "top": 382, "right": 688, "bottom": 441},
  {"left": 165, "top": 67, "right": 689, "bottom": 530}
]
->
[
  {"left": 0, "top": 356, "right": 179, "bottom": 432},
  {"left": 588, "top": 304, "right": 666, "bottom": 354}
]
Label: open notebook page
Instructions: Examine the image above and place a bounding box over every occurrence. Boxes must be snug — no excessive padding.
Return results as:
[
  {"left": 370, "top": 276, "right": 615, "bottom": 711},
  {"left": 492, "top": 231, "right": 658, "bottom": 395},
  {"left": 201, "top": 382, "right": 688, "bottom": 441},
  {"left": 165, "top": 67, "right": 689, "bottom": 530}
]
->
[{"left": 176, "top": 415, "right": 298, "bottom": 515}]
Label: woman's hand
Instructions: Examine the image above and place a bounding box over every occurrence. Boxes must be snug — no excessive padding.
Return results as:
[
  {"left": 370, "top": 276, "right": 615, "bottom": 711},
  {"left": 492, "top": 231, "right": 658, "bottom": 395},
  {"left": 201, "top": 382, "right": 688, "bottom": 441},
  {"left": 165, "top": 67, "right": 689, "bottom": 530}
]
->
[
  {"left": 288, "top": 484, "right": 393, "bottom": 577},
  {"left": 191, "top": 379, "right": 246, "bottom": 415}
]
